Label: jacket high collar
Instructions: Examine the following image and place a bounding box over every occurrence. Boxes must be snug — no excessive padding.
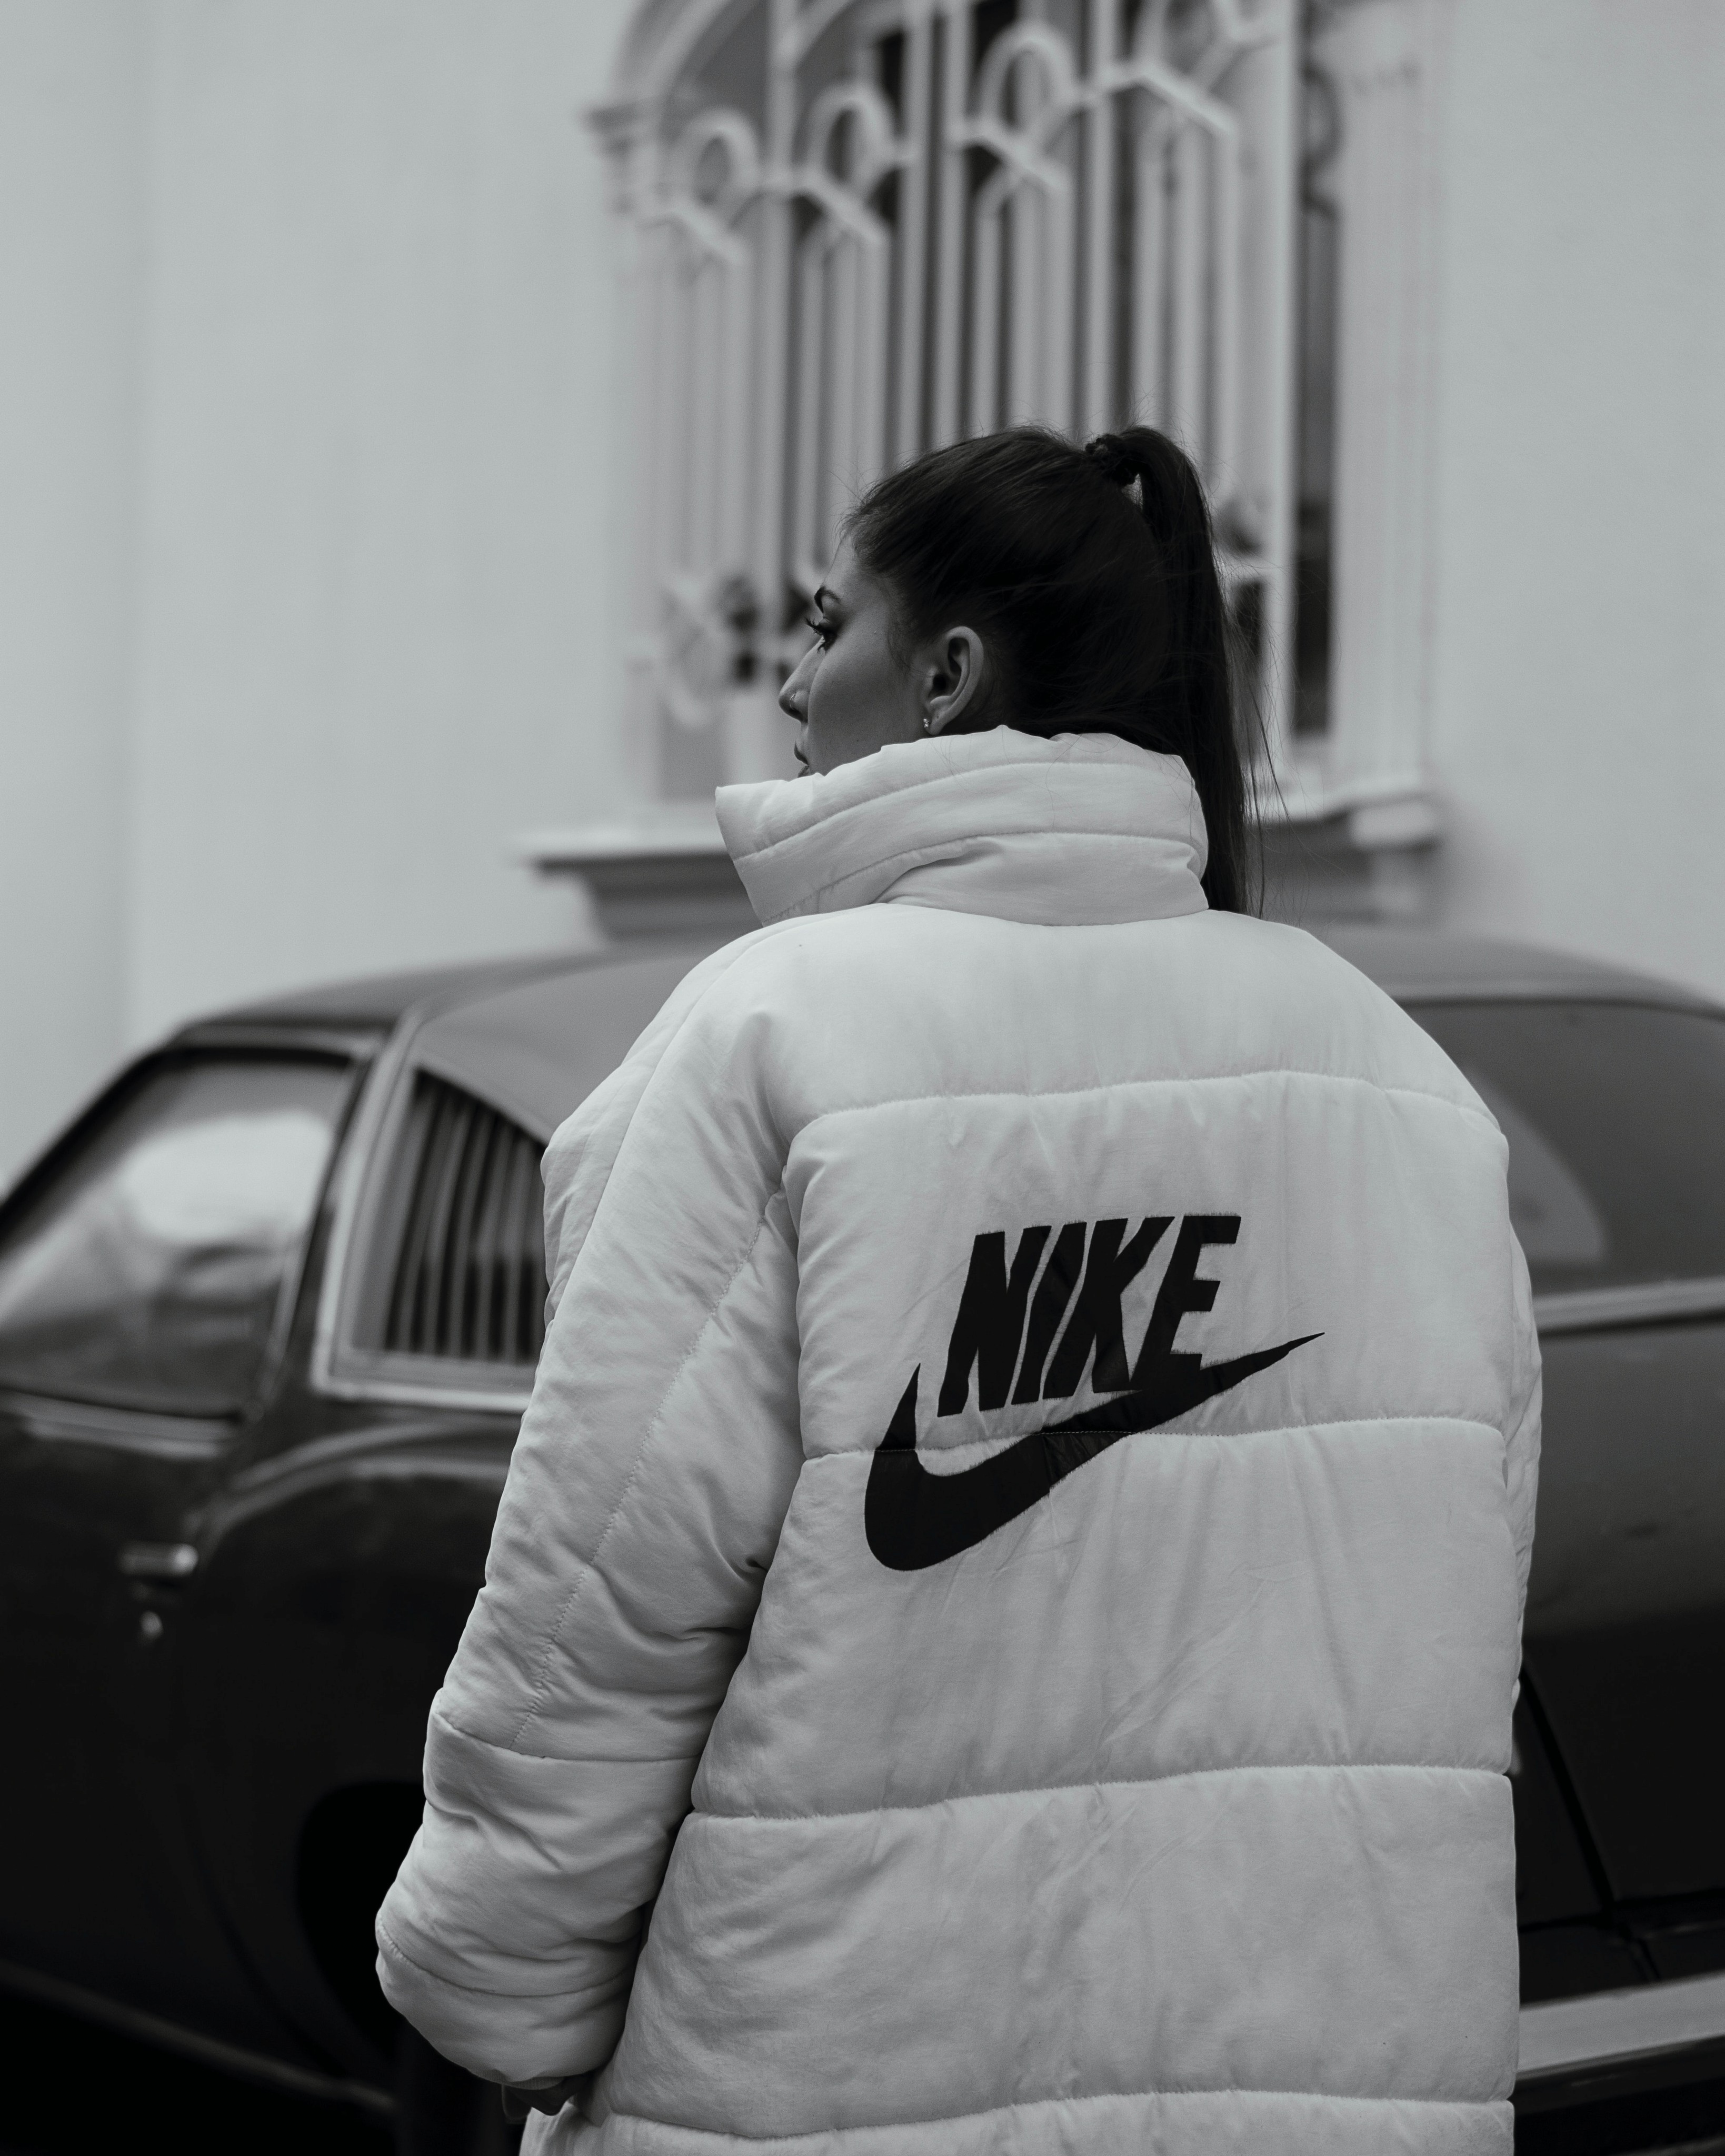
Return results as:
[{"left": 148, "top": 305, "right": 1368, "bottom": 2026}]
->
[{"left": 714, "top": 726, "right": 1209, "bottom": 929}]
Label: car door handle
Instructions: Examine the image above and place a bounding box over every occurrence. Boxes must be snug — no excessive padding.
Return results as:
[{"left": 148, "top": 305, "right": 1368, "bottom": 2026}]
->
[{"left": 118, "top": 1542, "right": 198, "bottom": 1582}]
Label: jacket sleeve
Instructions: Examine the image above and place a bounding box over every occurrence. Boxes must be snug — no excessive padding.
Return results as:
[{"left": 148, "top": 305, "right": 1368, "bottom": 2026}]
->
[
  {"left": 538, "top": 936, "right": 777, "bottom": 1315},
  {"left": 375, "top": 948, "right": 804, "bottom": 2086}
]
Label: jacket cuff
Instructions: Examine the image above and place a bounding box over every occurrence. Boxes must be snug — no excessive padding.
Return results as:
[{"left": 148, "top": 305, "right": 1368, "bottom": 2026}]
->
[{"left": 375, "top": 1921, "right": 629, "bottom": 2087}]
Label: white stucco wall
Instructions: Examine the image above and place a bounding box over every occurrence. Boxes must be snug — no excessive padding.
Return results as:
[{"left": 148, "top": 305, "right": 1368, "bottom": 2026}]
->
[
  {"left": 125, "top": 0, "right": 635, "bottom": 1049},
  {"left": 1427, "top": 0, "right": 1725, "bottom": 998},
  {"left": 0, "top": 3, "right": 145, "bottom": 1185},
  {"left": 0, "top": 0, "right": 633, "bottom": 1182}
]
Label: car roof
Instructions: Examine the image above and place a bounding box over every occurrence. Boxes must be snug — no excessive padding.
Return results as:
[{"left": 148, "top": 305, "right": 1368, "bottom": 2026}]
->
[
  {"left": 1318, "top": 926, "right": 1718, "bottom": 1011},
  {"left": 204, "top": 924, "right": 1714, "bottom": 1029},
  {"left": 180, "top": 940, "right": 728, "bottom": 1140},
  {"left": 176, "top": 923, "right": 1717, "bottom": 1136},
  {"left": 201, "top": 950, "right": 613, "bottom": 1031},
  {"left": 407, "top": 946, "right": 719, "bottom": 1137}
]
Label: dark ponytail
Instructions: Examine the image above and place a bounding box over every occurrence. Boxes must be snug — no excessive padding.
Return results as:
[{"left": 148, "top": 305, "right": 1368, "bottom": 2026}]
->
[{"left": 846, "top": 424, "right": 1258, "bottom": 914}]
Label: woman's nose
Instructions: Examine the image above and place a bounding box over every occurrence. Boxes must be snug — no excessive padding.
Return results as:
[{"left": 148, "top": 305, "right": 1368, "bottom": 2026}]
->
[{"left": 779, "top": 660, "right": 811, "bottom": 723}]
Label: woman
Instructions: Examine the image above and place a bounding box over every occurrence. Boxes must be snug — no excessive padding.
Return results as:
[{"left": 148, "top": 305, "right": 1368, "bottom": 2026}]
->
[{"left": 378, "top": 427, "right": 1539, "bottom": 2154}]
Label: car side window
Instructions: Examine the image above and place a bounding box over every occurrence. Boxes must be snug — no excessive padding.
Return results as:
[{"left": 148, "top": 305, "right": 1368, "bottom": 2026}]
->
[
  {"left": 1411, "top": 1001, "right": 1725, "bottom": 1295},
  {"left": 0, "top": 1054, "right": 352, "bottom": 1417},
  {"left": 353, "top": 1071, "right": 548, "bottom": 1373}
]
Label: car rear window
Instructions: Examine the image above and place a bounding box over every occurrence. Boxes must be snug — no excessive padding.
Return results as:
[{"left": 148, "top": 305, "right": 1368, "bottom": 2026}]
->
[
  {"left": 1410, "top": 1000, "right": 1725, "bottom": 1295},
  {"left": 349, "top": 1070, "right": 550, "bottom": 1373},
  {"left": 0, "top": 1053, "right": 352, "bottom": 1416}
]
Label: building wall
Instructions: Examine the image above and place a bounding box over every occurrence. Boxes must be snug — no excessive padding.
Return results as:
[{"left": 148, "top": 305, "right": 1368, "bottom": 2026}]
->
[
  {"left": 0, "top": 0, "right": 634, "bottom": 1185},
  {"left": 125, "top": 0, "right": 635, "bottom": 1051},
  {"left": 1427, "top": 0, "right": 1725, "bottom": 998},
  {"left": 0, "top": 3, "right": 145, "bottom": 1186}
]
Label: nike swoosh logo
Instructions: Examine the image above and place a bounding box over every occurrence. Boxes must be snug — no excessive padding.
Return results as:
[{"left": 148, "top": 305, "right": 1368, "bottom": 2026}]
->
[{"left": 863, "top": 1334, "right": 1321, "bottom": 1571}]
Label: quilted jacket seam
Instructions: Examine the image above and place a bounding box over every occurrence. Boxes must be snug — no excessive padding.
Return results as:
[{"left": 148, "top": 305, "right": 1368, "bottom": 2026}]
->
[
  {"left": 601, "top": 2083, "right": 1508, "bottom": 2144},
  {"left": 376, "top": 1914, "right": 624, "bottom": 2007},
  {"left": 505, "top": 1204, "right": 779, "bottom": 1751},
  {"left": 692, "top": 1759, "right": 1505, "bottom": 1828},
  {"left": 786, "top": 1066, "right": 1498, "bottom": 1131},
  {"left": 803, "top": 1409, "right": 1505, "bottom": 1465},
  {"left": 430, "top": 1709, "right": 700, "bottom": 1772}
]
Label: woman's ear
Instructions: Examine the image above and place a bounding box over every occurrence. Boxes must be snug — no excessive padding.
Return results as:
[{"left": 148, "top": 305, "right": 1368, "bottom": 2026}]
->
[{"left": 919, "top": 626, "right": 987, "bottom": 735}]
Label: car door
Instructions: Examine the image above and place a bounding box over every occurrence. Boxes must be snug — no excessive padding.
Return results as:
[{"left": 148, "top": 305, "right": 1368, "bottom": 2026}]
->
[
  {"left": 168, "top": 952, "right": 709, "bottom": 2074},
  {"left": 1411, "top": 995, "right": 1725, "bottom": 1991},
  {"left": 0, "top": 1038, "right": 364, "bottom": 2032}
]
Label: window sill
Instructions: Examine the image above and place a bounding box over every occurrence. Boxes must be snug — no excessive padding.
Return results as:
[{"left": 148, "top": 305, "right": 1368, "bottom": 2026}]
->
[{"left": 520, "top": 776, "right": 1444, "bottom": 940}]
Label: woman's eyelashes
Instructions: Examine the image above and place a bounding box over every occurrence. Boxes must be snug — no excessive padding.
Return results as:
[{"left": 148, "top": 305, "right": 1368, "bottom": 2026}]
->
[{"left": 805, "top": 612, "right": 836, "bottom": 651}]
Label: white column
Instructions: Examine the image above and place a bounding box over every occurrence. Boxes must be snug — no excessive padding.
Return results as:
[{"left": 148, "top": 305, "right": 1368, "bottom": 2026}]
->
[{"left": 1315, "top": 0, "right": 1449, "bottom": 799}]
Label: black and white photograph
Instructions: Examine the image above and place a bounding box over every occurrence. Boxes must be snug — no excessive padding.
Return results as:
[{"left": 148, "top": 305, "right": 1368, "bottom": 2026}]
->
[{"left": 1, "top": 3, "right": 1722, "bottom": 2152}]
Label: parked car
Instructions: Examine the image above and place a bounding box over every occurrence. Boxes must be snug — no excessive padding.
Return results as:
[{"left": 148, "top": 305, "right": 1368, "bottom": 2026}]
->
[{"left": 1, "top": 927, "right": 1722, "bottom": 2153}]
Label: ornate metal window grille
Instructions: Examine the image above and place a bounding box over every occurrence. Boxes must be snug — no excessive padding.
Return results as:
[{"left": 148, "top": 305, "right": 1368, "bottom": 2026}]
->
[{"left": 600, "top": 0, "right": 1302, "bottom": 793}]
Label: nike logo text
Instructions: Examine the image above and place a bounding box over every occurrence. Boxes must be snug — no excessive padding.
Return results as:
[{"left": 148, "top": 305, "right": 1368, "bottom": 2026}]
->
[{"left": 865, "top": 1212, "right": 1319, "bottom": 1571}]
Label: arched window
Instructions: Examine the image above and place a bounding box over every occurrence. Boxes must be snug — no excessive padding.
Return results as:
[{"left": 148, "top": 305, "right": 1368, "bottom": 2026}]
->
[{"left": 596, "top": 0, "right": 1303, "bottom": 797}]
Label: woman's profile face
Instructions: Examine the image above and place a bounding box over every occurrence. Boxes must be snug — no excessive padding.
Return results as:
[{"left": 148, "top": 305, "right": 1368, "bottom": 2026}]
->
[
  {"left": 777, "top": 536, "right": 992, "bottom": 775},
  {"left": 778, "top": 536, "right": 928, "bottom": 776}
]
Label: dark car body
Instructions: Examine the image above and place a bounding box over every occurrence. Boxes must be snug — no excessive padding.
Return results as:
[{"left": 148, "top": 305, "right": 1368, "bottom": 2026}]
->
[{"left": 1, "top": 925, "right": 1722, "bottom": 2145}]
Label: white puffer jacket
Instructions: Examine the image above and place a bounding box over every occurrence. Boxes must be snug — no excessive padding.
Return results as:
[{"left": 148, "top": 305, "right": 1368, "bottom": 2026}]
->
[{"left": 377, "top": 728, "right": 1540, "bottom": 2155}]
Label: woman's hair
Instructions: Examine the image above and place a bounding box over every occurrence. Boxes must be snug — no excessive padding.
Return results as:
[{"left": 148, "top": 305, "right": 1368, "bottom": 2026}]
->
[{"left": 845, "top": 425, "right": 1258, "bottom": 914}]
